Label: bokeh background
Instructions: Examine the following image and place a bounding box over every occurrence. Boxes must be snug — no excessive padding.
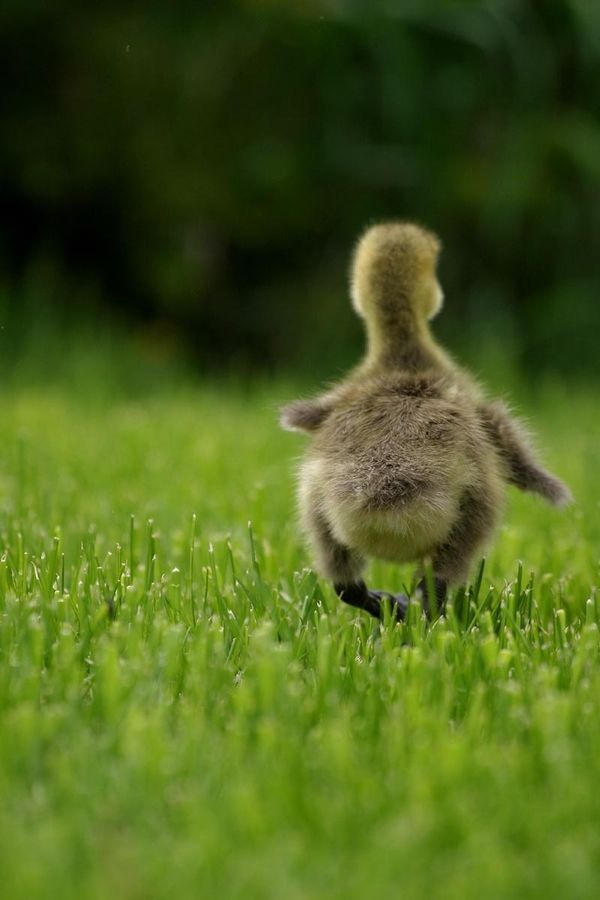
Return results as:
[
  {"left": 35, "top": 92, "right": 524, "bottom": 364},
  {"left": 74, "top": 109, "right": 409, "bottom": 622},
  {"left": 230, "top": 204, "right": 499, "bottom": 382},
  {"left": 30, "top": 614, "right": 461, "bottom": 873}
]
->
[{"left": 1, "top": 0, "right": 599, "bottom": 381}]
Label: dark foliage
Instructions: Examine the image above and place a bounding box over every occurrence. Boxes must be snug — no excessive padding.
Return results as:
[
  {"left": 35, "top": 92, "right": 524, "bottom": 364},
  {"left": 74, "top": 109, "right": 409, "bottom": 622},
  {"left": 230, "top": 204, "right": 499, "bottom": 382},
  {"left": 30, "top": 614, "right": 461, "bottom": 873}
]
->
[{"left": 1, "top": 1, "right": 599, "bottom": 374}]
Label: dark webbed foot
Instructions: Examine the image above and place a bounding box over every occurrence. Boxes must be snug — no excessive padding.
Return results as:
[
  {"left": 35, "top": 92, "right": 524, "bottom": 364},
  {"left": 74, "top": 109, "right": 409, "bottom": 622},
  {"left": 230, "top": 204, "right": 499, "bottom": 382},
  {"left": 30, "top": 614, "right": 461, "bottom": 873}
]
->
[
  {"left": 369, "top": 589, "right": 410, "bottom": 621},
  {"left": 334, "top": 581, "right": 409, "bottom": 622}
]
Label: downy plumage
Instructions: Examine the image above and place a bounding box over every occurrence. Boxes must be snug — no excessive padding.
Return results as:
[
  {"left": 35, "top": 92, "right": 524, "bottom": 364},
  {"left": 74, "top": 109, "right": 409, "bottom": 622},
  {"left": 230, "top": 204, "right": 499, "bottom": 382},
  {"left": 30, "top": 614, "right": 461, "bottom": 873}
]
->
[{"left": 281, "top": 222, "right": 571, "bottom": 620}]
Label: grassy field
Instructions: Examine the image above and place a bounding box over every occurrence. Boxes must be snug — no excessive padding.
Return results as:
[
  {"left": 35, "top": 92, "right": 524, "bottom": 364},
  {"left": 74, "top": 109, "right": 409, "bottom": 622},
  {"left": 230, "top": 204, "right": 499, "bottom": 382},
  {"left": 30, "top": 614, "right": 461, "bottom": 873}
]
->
[{"left": 0, "top": 354, "right": 599, "bottom": 899}]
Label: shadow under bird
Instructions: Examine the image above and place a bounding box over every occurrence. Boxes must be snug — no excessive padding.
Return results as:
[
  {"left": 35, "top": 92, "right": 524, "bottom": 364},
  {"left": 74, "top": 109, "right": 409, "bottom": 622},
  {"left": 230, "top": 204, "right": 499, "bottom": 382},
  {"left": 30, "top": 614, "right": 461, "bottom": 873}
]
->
[{"left": 280, "top": 222, "right": 572, "bottom": 621}]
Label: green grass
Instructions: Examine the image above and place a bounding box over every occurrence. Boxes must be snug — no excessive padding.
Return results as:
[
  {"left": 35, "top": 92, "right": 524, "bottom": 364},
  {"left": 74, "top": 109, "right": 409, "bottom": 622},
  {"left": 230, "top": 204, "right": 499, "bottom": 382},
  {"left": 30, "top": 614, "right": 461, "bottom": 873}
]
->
[{"left": 0, "top": 362, "right": 599, "bottom": 899}]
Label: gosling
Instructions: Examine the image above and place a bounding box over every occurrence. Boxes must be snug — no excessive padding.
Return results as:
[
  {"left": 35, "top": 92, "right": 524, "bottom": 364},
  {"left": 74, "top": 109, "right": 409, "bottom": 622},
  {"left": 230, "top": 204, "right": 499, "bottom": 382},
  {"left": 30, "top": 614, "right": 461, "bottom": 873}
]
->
[{"left": 280, "top": 221, "right": 571, "bottom": 621}]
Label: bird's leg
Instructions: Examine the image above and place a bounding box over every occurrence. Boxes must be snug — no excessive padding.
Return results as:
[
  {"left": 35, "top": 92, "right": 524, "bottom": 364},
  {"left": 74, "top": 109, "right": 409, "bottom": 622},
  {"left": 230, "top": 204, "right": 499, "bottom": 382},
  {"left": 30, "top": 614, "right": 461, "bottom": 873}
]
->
[
  {"left": 416, "top": 575, "right": 448, "bottom": 619},
  {"left": 423, "top": 489, "right": 499, "bottom": 619},
  {"left": 305, "top": 506, "right": 409, "bottom": 622}
]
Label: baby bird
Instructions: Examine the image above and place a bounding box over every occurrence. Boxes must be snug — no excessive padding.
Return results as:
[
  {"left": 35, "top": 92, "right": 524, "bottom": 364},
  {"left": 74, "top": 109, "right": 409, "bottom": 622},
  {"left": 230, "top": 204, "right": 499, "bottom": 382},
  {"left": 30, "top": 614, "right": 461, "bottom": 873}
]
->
[{"left": 281, "top": 222, "right": 571, "bottom": 621}]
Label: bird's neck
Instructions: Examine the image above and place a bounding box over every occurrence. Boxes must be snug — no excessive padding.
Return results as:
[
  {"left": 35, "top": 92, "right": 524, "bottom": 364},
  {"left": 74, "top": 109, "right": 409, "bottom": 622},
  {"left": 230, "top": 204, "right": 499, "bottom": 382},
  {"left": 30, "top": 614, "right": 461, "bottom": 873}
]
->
[{"left": 364, "top": 313, "right": 448, "bottom": 373}]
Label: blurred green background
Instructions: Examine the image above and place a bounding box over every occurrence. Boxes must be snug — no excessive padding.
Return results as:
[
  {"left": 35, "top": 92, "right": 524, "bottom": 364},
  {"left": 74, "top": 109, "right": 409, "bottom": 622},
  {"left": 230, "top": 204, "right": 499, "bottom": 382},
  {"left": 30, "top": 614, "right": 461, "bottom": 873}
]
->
[{"left": 1, "top": 0, "right": 599, "bottom": 378}]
